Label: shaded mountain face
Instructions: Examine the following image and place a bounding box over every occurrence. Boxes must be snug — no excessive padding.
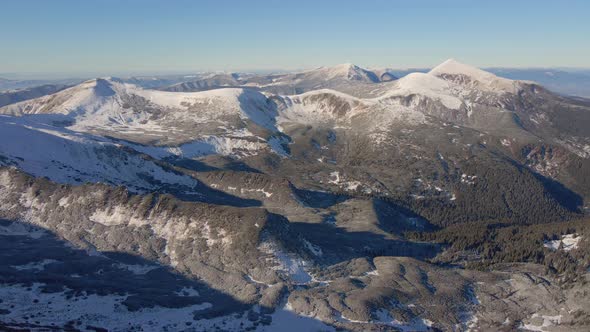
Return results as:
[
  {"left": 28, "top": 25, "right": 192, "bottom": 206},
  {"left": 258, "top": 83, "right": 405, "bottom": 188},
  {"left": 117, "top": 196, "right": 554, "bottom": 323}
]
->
[
  {"left": 0, "top": 84, "right": 71, "bottom": 108},
  {"left": 1, "top": 60, "right": 589, "bottom": 331},
  {"left": 370, "top": 68, "right": 398, "bottom": 82},
  {"left": 161, "top": 73, "right": 243, "bottom": 92},
  {"left": 0, "top": 77, "right": 84, "bottom": 92},
  {"left": 113, "top": 74, "right": 212, "bottom": 89}
]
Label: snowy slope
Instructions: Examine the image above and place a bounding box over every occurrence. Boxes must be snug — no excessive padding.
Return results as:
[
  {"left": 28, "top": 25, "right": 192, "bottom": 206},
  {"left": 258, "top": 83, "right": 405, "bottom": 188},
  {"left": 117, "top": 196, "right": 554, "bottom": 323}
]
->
[
  {"left": 162, "top": 73, "right": 242, "bottom": 92},
  {"left": 280, "top": 63, "right": 381, "bottom": 84},
  {"left": 0, "top": 116, "right": 199, "bottom": 192},
  {"left": 0, "top": 60, "right": 572, "bottom": 162},
  {"left": 379, "top": 72, "right": 464, "bottom": 109},
  {"left": 0, "top": 77, "right": 433, "bottom": 156},
  {"left": 0, "top": 79, "right": 285, "bottom": 156},
  {"left": 0, "top": 283, "right": 336, "bottom": 332},
  {"left": 272, "top": 88, "right": 428, "bottom": 139},
  {"left": 429, "top": 58, "right": 520, "bottom": 93},
  {"left": 0, "top": 79, "right": 277, "bottom": 134},
  {"left": 378, "top": 59, "right": 528, "bottom": 108},
  {"left": 276, "top": 89, "right": 374, "bottom": 126}
]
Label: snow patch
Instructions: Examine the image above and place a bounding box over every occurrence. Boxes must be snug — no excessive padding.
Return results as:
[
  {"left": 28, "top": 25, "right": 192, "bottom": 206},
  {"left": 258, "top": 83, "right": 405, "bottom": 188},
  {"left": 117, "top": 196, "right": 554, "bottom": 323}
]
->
[
  {"left": 521, "top": 313, "right": 562, "bottom": 331},
  {"left": 0, "top": 283, "right": 212, "bottom": 331},
  {"left": 337, "top": 308, "right": 433, "bottom": 331},
  {"left": 258, "top": 240, "right": 312, "bottom": 284},
  {"left": 12, "top": 259, "right": 58, "bottom": 271},
  {"left": 175, "top": 286, "right": 200, "bottom": 297},
  {"left": 544, "top": 234, "right": 581, "bottom": 252},
  {"left": 241, "top": 188, "right": 273, "bottom": 198},
  {"left": 327, "top": 171, "right": 363, "bottom": 192},
  {"left": 0, "top": 221, "right": 46, "bottom": 239},
  {"left": 303, "top": 239, "right": 323, "bottom": 257},
  {"left": 114, "top": 263, "right": 159, "bottom": 275},
  {"left": 461, "top": 174, "right": 477, "bottom": 185}
]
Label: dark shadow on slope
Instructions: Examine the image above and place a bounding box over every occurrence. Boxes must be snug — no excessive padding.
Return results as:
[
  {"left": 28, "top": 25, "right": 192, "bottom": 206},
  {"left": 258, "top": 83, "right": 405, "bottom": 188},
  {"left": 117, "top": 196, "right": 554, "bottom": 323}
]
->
[
  {"left": 236, "top": 90, "right": 293, "bottom": 157},
  {"left": 502, "top": 156, "right": 584, "bottom": 213},
  {"left": 237, "top": 88, "right": 280, "bottom": 132},
  {"left": 164, "top": 157, "right": 219, "bottom": 172},
  {"left": 372, "top": 198, "right": 437, "bottom": 235},
  {"left": 172, "top": 185, "right": 262, "bottom": 207},
  {"left": 286, "top": 221, "right": 440, "bottom": 267},
  {"left": 193, "top": 155, "right": 264, "bottom": 174},
  {"left": 532, "top": 172, "right": 584, "bottom": 213},
  {"left": 0, "top": 84, "right": 71, "bottom": 108},
  {"left": 0, "top": 219, "right": 244, "bottom": 317},
  {"left": 93, "top": 78, "right": 117, "bottom": 97},
  {"left": 223, "top": 160, "right": 264, "bottom": 173},
  {"left": 290, "top": 185, "right": 350, "bottom": 209},
  {"left": 0, "top": 219, "right": 336, "bottom": 331},
  {"left": 136, "top": 171, "right": 263, "bottom": 208}
]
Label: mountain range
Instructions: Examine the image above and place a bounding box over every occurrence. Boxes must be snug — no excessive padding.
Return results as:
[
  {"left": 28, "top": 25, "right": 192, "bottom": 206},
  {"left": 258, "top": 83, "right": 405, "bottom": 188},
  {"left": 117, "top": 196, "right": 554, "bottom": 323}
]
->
[{"left": 0, "top": 59, "right": 589, "bottom": 331}]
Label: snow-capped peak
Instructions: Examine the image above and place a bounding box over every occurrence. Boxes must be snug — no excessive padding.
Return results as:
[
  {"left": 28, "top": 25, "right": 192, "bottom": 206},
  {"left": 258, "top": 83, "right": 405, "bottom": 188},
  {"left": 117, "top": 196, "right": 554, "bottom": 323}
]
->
[
  {"left": 429, "top": 58, "right": 518, "bottom": 93},
  {"left": 430, "top": 59, "right": 496, "bottom": 82},
  {"left": 304, "top": 63, "right": 380, "bottom": 82},
  {"left": 81, "top": 77, "right": 118, "bottom": 96}
]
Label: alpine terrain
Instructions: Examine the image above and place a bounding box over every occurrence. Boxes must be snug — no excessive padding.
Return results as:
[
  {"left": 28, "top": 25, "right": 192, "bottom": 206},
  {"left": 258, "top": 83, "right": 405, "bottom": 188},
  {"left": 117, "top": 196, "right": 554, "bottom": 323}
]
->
[{"left": 1, "top": 59, "right": 589, "bottom": 332}]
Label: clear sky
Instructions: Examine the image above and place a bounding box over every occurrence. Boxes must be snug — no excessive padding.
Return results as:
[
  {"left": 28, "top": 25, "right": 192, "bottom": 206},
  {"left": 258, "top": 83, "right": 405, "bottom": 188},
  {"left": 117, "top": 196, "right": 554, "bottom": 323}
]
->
[{"left": 1, "top": 0, "right": 589, "bottom": 76}]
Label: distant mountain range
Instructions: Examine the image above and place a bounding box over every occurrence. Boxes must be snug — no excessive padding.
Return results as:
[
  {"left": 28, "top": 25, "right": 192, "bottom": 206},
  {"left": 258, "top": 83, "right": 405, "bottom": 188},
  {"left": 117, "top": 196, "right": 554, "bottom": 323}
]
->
[
  {"left": 3, "top": 64, "right": 590, "bottom": 98},
  {"left": 1, "top": 59, "right": 589, "bottom": 331},
  {"left": 0, "top": 83, "right": 71, "bottom": 108}
]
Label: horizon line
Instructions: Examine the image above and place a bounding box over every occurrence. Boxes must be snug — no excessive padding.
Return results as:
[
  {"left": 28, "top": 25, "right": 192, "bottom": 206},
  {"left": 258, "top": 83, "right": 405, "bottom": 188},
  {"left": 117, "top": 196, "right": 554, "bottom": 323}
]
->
[{"left": 3, "top": 64, "right": 590, "bottom": 80}]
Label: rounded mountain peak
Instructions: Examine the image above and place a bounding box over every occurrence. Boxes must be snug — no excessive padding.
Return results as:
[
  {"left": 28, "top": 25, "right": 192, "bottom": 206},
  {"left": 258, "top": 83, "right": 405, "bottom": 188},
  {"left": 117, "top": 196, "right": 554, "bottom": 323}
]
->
[{"left": 429, "top": 58, "right": 517, "bottom": 93}]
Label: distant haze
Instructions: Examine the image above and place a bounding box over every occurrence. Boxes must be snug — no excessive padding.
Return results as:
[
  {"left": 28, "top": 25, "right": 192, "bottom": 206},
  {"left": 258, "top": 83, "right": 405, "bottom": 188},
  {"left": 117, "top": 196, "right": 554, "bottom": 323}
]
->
[{"left": 1, "top": 0, "right": 589, "bottom": 74}]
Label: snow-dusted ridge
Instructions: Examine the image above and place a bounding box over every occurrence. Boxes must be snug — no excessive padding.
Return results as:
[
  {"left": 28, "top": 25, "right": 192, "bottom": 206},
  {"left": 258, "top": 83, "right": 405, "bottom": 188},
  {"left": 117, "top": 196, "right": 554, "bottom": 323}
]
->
[
  {"left": 0, "top": 59, "right": 561, "bottom": 167},
  {"left": 0, "top": 59, "right": 538, "bottom": 175},
  {"left": 1, "top": 78, "right": 277, "bottom": 133},
  {"left": 429, "top": 58, "right": 520, "bottom": 93},
  {"left": 0, "top": 59, "right": 529, "bottom": 131},
  {"left": 279, "top": 63, "right": 382, "bottom": 83}
]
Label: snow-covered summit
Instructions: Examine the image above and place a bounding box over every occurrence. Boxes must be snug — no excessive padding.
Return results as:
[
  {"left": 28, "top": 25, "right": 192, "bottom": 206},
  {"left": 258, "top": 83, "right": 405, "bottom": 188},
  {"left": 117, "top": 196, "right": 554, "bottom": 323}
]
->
[
  {"left": 429, "top": 58, "right": 519, "bottom": 93},
  {"left": 0, "top": 77, "right": 126, "bottom": 116},
  {"left": 327, "top": 63, "right": 367, "bottom": 79},
  {"left": 430, "top": 59, "right": 496, "bottom": 81},
  {"left": 380, "top": 72, "right": 462, "bottom": 109},
  {"left": 297, "top": 63, "right": 381, "bottom": 83}
]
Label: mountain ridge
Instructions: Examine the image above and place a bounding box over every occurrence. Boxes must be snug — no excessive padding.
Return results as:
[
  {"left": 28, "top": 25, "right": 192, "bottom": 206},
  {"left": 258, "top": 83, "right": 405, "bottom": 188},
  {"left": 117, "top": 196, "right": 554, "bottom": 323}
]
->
[{"left": 1, "top": 59, "right": 589, "bottom": 331}]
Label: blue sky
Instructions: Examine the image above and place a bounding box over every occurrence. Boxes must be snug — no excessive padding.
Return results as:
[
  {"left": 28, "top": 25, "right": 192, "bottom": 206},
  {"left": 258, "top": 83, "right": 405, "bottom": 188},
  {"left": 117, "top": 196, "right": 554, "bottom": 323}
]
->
[{"left": 1, "top": 0, "right": 589, "bottom": 75}]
